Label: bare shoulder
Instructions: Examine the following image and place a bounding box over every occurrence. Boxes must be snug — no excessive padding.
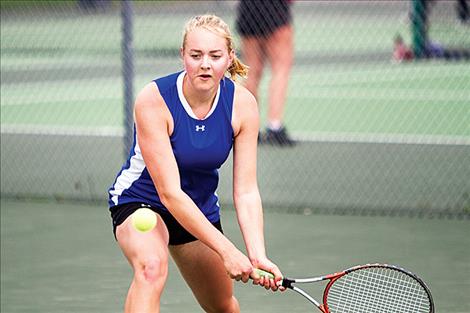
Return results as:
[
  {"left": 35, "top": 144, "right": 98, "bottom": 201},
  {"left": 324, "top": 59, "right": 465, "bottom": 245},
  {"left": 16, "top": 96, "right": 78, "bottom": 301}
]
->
[
  {"left": 232, "top": 82, "right": 259, "bottom": 135},
  {"left": 134, "top": 82, "right": 172, "bottom": 133},
  {"left": 135, "top": 82, "right": 163, "bottom": 111},
  {"left": 233, "top": 82, "right": 257, "bottom": 111}
]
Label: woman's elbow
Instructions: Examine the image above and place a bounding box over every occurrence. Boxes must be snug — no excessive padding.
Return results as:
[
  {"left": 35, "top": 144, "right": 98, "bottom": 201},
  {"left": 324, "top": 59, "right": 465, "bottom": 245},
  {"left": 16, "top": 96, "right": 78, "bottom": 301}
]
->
[{"left": 158, "top": 187, "right": 182, "bottom": 207}]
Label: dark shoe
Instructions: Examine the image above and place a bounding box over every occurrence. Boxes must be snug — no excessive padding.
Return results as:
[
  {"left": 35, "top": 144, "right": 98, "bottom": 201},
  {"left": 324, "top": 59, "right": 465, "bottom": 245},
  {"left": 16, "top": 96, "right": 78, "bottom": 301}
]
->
[{"left": 264, "top": 127, "right": 296, "bottom": 146}]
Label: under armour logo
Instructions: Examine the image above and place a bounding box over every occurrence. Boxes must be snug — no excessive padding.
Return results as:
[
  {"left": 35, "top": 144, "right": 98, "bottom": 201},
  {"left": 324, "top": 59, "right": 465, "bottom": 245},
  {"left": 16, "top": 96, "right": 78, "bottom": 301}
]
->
[{"left": 195, "top": 125, "right": 205, "bottom": 132}]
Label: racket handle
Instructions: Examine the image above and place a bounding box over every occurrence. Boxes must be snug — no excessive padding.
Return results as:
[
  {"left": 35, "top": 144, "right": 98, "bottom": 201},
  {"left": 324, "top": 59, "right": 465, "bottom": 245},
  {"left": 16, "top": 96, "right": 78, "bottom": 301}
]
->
[{"left": 253, "top": 268, "right": 275, "bottom": 279}]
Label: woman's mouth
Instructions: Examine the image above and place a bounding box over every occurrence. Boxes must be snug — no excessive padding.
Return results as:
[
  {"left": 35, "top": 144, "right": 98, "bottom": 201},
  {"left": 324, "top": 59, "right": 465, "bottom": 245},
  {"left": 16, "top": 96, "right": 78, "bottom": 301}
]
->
[{"left": 199, "top": 74, "right": 212, "bottom": 80}]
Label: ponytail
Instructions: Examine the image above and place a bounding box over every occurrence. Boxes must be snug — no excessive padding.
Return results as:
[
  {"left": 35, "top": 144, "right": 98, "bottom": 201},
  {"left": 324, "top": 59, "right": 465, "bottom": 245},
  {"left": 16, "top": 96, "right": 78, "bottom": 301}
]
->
[{"left": 228, "top": 55, "right": 249, "bottom": 81}]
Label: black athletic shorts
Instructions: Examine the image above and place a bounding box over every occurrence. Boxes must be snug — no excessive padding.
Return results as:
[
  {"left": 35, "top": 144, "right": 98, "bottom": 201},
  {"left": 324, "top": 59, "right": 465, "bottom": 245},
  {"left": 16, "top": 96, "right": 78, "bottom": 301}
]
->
[
  {"left": 109, "top": 202, "right": 223, "bottom": 245},
  {"left": 236, "top": 0, "right": 292, "bottom": 38}
]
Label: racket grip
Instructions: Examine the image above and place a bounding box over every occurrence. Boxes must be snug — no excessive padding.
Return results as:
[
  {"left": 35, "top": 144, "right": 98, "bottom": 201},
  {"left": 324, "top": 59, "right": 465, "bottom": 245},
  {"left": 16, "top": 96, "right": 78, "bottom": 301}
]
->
[{"left": 253, "top": 268, "right": 275, "bottom": 279}]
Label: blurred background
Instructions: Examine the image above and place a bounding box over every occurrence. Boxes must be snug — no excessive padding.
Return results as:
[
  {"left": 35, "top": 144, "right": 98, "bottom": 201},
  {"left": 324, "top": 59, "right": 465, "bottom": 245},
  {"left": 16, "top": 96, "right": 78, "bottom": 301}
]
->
[
  {"left": 1, "top": 1, "right": 469, "bottom": 312},
  {"left": 1, "top": 0, "right": 469, "bottom": 216}
]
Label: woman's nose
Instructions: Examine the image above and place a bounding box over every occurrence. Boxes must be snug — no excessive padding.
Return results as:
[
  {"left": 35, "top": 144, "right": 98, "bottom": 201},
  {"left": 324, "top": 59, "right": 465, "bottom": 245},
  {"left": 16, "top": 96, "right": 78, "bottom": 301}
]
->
[{"left": 200, "top": 55, "right": 210, "bottom": 69}]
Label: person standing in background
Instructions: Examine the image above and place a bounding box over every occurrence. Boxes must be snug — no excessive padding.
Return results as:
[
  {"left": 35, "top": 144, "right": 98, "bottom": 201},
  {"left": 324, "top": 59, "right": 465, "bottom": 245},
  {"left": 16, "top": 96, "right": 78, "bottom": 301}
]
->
[{"left": 236, "top": 0, "right": 295, "bottom": 146}]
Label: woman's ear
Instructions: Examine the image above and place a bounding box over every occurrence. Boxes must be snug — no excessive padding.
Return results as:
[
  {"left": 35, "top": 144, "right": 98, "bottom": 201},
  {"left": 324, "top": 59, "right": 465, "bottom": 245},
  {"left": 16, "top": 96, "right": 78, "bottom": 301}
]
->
[
  {"left": 180, "top": 47, "right": 186, "bottom": 69},
  {"left": 229, "top": 49, "right": 235, "bottom": 67}
]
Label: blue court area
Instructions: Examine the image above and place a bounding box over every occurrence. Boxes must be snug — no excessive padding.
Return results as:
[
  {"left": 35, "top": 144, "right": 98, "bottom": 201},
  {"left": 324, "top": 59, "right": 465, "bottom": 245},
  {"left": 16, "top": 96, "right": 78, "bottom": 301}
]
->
[{"left": 1, "top": 199, "right": 469, "bottom": 312}]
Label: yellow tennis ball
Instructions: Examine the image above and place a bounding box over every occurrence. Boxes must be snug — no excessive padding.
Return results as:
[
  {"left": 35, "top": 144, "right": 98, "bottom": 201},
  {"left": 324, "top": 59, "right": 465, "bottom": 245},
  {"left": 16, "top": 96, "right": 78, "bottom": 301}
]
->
[{"left": 131, "top": 208, "right": 157, "bottom": 232}]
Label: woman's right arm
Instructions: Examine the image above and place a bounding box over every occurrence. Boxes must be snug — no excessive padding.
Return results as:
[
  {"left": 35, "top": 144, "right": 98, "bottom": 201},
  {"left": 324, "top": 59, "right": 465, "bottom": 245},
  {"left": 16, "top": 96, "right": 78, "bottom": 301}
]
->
[{"left": 134, "top": 83, "right": 253, "bottom": 282}]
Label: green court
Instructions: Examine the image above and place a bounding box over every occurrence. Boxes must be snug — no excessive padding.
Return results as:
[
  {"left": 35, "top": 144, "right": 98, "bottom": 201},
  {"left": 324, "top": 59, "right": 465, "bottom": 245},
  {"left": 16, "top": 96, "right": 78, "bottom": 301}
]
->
[
  {"left": 2, "top": 62, "right": 469, "bottom": 138},
  {"left": 1, "top": 199, "right": 469, "bottom": 312},
  {"left": 2, "top": 3, "right": 469, "bottom": 139}
]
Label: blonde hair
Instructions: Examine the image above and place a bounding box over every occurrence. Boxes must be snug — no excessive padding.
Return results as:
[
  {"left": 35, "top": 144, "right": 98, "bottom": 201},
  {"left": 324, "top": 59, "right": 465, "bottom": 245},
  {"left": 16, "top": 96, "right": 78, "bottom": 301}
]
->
[{"left": 182, "top": 14, "right": 248, "bottom": 80}]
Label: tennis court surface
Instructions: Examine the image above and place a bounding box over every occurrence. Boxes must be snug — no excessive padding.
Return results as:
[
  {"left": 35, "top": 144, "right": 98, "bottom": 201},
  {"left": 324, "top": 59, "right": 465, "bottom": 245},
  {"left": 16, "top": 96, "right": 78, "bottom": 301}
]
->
[{"left": 1, "top": 199, "right": 468, "bottom": 312}]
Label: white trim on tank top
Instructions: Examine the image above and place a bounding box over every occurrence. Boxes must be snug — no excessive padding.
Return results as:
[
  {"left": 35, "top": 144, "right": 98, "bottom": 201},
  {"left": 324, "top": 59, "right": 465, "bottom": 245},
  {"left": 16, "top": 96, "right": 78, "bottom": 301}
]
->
[
  {"left": 109, "top": 137, "right": 146, "bottom": 205},
  {"left": 177, "top": 71, "right": 220, "bottom": 120}
]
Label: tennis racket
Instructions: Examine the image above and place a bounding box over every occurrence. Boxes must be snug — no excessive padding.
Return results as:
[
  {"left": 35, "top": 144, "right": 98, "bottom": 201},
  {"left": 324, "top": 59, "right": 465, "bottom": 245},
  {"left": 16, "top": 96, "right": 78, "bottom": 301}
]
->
[{"left": 255, "top": 263, "right": 434, "bottom": 313}]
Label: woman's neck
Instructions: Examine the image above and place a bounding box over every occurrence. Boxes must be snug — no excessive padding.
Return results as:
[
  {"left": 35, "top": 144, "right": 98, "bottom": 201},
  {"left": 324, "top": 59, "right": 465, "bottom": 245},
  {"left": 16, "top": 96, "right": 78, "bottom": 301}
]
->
[{"left": 183, "top": 76, "right": 217, "bottom": 118}]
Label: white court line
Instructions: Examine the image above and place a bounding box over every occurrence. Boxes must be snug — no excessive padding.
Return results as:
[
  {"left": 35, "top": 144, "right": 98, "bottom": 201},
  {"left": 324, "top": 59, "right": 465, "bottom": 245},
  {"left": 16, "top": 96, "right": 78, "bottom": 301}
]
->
[
  {"left": 293, "top": 131, "right": 470, "bottom": 146},
  {"left": 0, "top": 96, "right": 120, "bottom": 107},
  {"left": 0, "top": 125, "right": 124, "bottom": 137},
  {"left": 2, "top": 88, "right": 466, "bottom": 107},
  {"left": 2, "top": 125, "right": 469, "bottom": 146},
  {"left": 290, "top": 89, "right": 469, "bottom": 102}
]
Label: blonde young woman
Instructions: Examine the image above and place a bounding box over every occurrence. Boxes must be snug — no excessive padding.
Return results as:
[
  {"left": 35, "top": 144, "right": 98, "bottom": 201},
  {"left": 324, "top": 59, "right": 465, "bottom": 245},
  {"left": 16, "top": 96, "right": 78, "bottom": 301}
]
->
[{"left": 108, "top": 15, "right": 283, "bottom": 313}]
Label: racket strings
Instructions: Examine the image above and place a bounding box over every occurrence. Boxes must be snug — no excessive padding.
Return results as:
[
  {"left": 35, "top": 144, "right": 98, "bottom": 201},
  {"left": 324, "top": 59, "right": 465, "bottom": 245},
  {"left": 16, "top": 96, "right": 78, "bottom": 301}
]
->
[
  {"left": 331, "top": 271, "right": 426, "bottom": 313},
  {"left": 329, "top": 275, "right": 422, "bottom": 313},
  {"left": 326, "top": 267, "right": 430, "bottom": 313}
]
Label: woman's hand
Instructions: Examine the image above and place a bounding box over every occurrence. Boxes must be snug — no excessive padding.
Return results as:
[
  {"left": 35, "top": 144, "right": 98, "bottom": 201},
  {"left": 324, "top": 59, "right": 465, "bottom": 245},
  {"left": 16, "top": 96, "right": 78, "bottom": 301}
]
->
[
  {"left": 250, "top": 258, "right": 285, "bottom": 291},
  {"left": 220, "top": 244, "right": 254, "bottom": 283}
]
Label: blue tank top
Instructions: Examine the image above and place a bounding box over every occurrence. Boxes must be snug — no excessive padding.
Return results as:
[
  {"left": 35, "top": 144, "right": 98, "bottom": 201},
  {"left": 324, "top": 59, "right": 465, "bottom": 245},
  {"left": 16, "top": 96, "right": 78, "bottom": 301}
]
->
[{"left": 108, "top": 71, "right": 235, "bottom": 222}]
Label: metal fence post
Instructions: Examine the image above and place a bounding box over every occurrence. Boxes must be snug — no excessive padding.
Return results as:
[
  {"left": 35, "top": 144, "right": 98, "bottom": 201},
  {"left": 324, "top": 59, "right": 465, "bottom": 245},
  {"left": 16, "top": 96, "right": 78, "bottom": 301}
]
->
[{"left": 122, "top": 0, "right": 134, "bottom": 158}]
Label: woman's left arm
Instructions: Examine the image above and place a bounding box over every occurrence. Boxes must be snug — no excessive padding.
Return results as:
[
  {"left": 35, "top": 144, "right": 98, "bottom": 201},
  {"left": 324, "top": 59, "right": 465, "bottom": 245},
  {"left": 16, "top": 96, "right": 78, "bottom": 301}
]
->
[{"left": 232, "top": 84, "right": 283, "bottom": 290}]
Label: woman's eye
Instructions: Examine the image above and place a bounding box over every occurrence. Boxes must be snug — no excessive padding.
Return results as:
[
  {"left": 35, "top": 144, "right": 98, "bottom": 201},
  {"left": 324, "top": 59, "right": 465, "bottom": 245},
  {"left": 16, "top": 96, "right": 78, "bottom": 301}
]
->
[
  {"left": 212, "top": 55, "right": 222, "bottom": 59},
  {"left": 191, "top": 54, "right": 201, "bottom": 59}
]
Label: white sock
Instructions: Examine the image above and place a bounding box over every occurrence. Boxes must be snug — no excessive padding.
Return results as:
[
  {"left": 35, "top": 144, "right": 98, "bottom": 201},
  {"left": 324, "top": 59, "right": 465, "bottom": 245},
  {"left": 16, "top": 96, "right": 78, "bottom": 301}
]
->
[{"left": 267, "top": 120, "right": 282, "bottom": 131}]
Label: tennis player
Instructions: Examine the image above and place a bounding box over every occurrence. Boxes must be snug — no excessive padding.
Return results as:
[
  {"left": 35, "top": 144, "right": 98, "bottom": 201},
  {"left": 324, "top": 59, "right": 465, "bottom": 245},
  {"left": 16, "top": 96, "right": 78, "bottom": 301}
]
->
[{"left": 108, "top": 14, "right": 283, "bottom": 313}]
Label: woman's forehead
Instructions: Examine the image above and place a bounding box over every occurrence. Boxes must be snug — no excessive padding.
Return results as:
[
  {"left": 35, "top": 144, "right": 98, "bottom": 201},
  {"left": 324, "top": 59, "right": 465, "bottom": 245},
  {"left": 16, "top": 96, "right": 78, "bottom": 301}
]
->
[{"left": 185, "top": 27, "right": 227, "bottom": 50}]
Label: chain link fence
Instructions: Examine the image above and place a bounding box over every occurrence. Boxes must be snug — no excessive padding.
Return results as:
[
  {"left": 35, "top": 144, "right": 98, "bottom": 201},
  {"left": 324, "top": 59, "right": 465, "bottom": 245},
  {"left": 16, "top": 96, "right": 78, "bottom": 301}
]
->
[{"left": 1, "top": 0, "right": 469, "bottom": 218}]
